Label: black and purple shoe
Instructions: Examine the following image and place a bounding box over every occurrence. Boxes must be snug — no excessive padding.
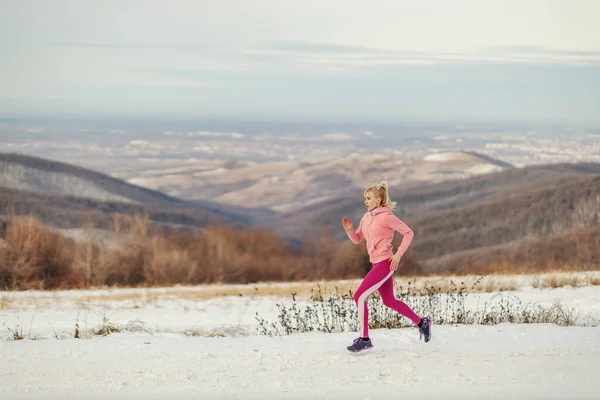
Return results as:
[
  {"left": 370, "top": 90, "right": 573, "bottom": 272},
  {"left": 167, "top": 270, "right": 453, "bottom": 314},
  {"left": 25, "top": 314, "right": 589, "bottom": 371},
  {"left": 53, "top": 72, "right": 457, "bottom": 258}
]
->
[
  {"left": 419, "top": 316, "right": 432, "bottom": 343},
  {"left": 346, "top": 337, "right": 373, "bottom": 352}
]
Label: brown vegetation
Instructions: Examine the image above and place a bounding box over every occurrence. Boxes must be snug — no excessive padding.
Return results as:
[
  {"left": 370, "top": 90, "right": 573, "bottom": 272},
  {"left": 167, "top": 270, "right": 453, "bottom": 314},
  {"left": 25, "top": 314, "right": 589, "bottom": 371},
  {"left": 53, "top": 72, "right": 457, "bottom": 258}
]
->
[
  {"left": 0, "top": 215, "right": 377, "bottom": 290},
  {"left": 406, "top": 174, "right": 600, "bottom": 262},
  {"left": 1, "top": 209, "right": 599, "bottom": 290},
  {"left": 423, "top": 223, "right": 600, "bottom": 275},
  {"left": 0, "top": 216, "right": 78, "bottom": 289},
  {"left": 2, "top": 156, "right": 600, "bottom": 290}
]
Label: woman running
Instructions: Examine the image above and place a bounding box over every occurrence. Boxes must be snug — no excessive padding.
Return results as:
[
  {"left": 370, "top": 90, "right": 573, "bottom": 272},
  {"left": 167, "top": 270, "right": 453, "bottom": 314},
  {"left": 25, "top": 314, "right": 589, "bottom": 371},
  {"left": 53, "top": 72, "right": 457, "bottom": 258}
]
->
[{"left": 342, "top": 181, "right": 431, "bottom": 352}]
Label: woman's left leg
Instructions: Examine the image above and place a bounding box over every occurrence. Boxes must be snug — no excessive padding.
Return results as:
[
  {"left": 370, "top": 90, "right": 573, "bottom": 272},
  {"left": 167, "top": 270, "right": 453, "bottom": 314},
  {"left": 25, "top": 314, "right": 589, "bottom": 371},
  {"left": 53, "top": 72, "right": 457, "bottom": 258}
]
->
[
  {"left": 353, "top": 261, "right": 395, "bottom": 338},
  {"left": 377, "top": 265, "right": 421, "bottom": 325}
]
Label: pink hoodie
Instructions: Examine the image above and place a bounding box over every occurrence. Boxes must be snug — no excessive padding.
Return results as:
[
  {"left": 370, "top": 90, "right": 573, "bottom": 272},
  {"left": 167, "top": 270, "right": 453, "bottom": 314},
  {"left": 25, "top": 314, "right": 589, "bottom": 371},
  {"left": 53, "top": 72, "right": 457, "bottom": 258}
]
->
[{"left": 346, "top": 207, "right": 414, "bottom": 263}]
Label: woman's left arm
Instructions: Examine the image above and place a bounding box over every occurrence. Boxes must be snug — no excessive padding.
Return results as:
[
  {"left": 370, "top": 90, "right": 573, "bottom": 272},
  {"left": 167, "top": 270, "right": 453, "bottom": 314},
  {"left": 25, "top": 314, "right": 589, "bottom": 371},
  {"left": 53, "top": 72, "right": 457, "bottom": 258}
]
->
[{"left": 384, "top": 214, "right": 414, "bottom": 257}]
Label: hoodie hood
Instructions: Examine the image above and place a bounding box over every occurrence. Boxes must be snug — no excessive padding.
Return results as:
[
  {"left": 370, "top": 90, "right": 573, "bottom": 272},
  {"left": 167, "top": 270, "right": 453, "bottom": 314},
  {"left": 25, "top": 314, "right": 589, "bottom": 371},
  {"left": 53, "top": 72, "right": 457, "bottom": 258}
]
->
[{"left": 369, "top": 207, "right": 393, "bottom": 216}]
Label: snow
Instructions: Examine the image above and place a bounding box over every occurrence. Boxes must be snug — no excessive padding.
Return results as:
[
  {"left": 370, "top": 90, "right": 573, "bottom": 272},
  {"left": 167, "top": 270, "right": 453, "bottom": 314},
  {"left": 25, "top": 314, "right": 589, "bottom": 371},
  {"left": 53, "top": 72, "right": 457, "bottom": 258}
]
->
[
  {"left": 1, "top": 280, "right": 600, "bottom": 399},
  {"left": 423, "top": 152, "right": 462, "bottom": 162},
  {"left": 2, "top": 325, "right": 599, "bottom": 399},
  {"left": 465, "top": 164, "right": 503, "bottom": 174},
  {"left": 194, "top": 167, "right": 227, "bottom": 175}
]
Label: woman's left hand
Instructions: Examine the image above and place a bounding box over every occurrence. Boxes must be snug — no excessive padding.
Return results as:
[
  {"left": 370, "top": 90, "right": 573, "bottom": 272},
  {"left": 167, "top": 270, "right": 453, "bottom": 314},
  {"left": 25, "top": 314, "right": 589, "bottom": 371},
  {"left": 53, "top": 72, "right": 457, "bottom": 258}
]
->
[{"left": 389, "top": 253, "right": 402, "bottom": 271}]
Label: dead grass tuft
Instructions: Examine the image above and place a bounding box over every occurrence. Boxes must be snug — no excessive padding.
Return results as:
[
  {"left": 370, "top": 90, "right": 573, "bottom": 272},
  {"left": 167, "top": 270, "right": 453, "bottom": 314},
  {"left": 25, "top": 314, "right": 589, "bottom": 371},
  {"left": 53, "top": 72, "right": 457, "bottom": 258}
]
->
[
  {"left": 0, "top": 296, "right": 11, "bottom": 309},
  {"left": 5, "top": 322, "right": 24, "bottom": 340},
  {"left": 94, "top": 321, "right": 121, "bottom": 336},
  {"left": 481, "top": 277, "right": 519, "bottom": 293},
  {"left": 532, "top": 273, "right": 592, "bottom": 289}
]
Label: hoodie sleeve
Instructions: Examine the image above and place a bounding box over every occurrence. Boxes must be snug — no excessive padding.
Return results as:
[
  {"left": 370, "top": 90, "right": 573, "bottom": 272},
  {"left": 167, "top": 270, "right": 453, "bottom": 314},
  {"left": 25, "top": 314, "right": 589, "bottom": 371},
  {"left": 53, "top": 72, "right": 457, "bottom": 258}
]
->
[
  {"left": 346, "top": 218, "right": 364, "bottom": 244},
  {"left": 384, "top": 213, "right": 414, "bottom": 257}
]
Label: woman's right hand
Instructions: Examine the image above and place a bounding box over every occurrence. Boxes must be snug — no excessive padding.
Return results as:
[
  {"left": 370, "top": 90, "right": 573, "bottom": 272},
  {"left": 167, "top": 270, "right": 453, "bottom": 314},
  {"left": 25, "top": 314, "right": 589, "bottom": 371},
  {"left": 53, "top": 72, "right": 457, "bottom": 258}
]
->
[{"left": 342, "top": 216, "right": 353, "bottom": 231}]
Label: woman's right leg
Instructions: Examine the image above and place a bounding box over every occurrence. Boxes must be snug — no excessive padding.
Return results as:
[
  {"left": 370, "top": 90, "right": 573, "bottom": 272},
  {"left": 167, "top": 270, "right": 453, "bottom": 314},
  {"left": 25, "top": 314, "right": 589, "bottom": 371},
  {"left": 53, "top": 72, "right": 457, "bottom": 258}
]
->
[
  {"left": 377, "top": 270, "right": 421, "bottom": 325},
  {"left": 353, "top": 262, "right": 394, "bottom": 338},
  {"left": 377, "top": 265, "right": 433, "bottom": 342}
]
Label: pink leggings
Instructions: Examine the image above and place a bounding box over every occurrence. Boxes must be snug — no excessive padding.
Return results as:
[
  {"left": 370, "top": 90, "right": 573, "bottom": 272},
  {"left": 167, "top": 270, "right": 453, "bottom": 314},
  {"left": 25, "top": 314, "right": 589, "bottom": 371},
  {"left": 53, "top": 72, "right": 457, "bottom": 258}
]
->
[{"left": 353, "top": 258, "right": 421, "bottom": 337}]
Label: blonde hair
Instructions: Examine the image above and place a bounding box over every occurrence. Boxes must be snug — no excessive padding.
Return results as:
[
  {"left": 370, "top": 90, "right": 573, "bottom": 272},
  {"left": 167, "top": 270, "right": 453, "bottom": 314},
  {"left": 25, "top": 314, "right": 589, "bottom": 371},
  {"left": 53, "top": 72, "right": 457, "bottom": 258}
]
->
[{"left": 364, "top": 180, "right": 397, "bottom": 210}]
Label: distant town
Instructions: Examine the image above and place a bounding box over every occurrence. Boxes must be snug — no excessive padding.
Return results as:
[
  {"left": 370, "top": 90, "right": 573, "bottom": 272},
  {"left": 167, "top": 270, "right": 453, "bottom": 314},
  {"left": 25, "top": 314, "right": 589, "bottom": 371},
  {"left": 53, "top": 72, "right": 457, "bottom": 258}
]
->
[{"left": 1, "top": 118, "right": 599, "bottom": 177}]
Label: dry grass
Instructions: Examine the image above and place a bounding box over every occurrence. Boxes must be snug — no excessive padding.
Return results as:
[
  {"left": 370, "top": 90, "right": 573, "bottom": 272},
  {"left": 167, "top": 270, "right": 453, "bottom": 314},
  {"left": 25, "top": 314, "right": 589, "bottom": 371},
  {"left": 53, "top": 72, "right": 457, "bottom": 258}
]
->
[
  {"left": 480, "top": 278, "right": 519, "bottom": 292},
  {"left": 2, "top": 271, "right": 599, "bottom": 311},
  {"left": 400, "top": 275, "right": 519, "bottom": 294},
  {"left": 4, "top": 322, "right": 24, "bottom": 340},
  {"left": 67, "top": 282, "right": 363, "bottom": 304},
  {"left": 531, "top": 272, "right": 600, "bottom": 289},
  {"left": 0, "top": 296, "right": 11, "bottom": 309},
  {"left": 94, "top": 322, "right": 121, "bottom": 336},
  {"left": 66, "top": 275, "right": 523, "bottom": 303}
]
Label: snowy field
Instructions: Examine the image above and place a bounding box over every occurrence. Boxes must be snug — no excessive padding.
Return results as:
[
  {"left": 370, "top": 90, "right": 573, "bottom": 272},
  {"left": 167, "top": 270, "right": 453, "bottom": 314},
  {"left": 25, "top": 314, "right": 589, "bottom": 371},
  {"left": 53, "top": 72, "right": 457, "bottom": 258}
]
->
[{"left": 1, "top": 273, "right": 600, "bottom": 399}]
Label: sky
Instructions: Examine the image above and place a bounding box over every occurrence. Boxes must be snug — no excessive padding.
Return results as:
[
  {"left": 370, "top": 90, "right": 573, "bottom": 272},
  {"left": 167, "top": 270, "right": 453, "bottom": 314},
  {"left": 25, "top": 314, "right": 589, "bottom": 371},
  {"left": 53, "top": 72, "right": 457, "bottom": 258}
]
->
[{"left": 1, "top": 0, "right": 599, "bottom": 124}]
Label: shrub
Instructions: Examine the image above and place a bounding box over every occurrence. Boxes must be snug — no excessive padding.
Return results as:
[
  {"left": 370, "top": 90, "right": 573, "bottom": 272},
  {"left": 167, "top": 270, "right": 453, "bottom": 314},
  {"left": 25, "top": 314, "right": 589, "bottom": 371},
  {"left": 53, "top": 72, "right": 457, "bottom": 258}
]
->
[{"left": 255, "top": 277, "right": 596, "bottom": 336}]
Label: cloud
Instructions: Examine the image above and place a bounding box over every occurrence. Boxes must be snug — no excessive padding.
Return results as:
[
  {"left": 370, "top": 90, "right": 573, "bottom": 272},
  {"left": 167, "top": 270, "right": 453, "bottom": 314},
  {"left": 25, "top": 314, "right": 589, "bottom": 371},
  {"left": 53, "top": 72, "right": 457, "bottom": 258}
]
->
[
  {"left": 489, "top": 46, "right": 600, "bottom": 64},
  {"left": 47, "top": 42, "right": 600, "bottom": 62},
  {"left": 265, "top": 42, "right": 395, "bottom": 55},
  {"left": 496, "top": 46, "right": 600, "bottom": 57},
  {"left": 247, "top": 42, "right": 600, "bottom": 68},
  {"left": 48, "top": 42, "right": 228, "bottom": 51},
  {"left": 65, "top": 41, "right": 583, "bottom": 83}
]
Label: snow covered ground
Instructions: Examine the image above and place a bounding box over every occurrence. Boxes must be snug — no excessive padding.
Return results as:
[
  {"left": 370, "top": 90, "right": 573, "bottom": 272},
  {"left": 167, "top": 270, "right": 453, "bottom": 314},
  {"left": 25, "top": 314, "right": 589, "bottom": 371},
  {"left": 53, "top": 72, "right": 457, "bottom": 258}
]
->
[
  {"left": 1, "top": 275, "right": 600, "bottom": 399},
  {"left": 2, "top": 324, "right": 599, "bottom": 400}
]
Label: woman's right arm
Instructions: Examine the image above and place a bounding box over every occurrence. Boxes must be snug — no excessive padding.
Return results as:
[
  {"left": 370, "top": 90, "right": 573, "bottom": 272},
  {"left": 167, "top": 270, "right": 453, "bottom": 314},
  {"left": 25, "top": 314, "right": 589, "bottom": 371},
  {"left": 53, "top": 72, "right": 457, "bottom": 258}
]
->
[{"left": 346, "top": 219, "right": 363, "bottom": 244}]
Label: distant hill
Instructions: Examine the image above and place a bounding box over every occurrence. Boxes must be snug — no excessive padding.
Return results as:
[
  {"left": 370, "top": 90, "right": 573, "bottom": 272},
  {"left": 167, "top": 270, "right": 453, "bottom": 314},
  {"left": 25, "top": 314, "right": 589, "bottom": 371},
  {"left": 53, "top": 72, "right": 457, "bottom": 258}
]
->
[
  {"left": 0, "top": 152, "right": 182, "bottom": 206},
  {"left": 0, "top": 153, "right": 270, "bottom": 231},
  {"left": 422, "top": 223, "right": 600, "bottom": 275},
  {"left": 264, "top": 162, "right": 600, "bottom": 243},
  {"left": 257, "top": 162, "right": 600, "bottom": 272},
  {"left": 408, "top": 172, "right": 600, "bottom": 261},
  {"left": 113, "top": 150, "right": 512, "bottom": 213}
]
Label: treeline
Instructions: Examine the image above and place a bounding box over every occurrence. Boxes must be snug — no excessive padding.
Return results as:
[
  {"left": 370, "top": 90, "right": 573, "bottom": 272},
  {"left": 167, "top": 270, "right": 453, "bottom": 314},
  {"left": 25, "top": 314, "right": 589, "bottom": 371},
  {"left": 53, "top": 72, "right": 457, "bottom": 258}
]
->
[
  {"left": 409, "top": 174, "right": 600, "bottom": 260},
  {"left": 1, "top": 211, "right": 599, "bottom": 290},
  {"left": 0, "top": 215, "right": 382, "bottom": 290},
  {"left": 424, "top": 224, "right": 600, "bottom": 275}
]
